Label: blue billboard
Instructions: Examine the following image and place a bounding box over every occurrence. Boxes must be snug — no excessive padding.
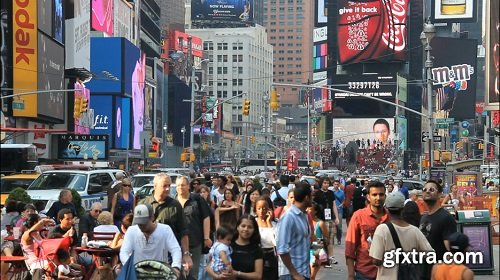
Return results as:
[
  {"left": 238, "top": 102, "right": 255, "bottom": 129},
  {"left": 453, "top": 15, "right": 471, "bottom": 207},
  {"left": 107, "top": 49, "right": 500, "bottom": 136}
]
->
[
  {"left": 114, "top": 96, "right": 131, "bottom": 149},
  {"left": 87, "top": 38, "right": 123, "bottom": 93},
  {"left": 123, "top": 40, "right": 142, "bottom": 96},
  {"left": 90, "top": 95, "right": 113, "bottom": 136},
  {"left": 57, "top": 134, "right": 109, "bottom": 160},
  {"left": 192, "top": 0, "right": 253, "bottom": 23}
]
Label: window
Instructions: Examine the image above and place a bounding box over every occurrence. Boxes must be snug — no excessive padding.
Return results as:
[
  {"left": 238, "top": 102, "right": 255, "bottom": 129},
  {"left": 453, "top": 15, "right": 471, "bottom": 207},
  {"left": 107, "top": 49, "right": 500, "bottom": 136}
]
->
[
  {"left": 209, "top": 67, "right": 213, "bottom": 74},
  {"left": 217, "top": 42, "right": 228, "bottom": 50},
  {"left": 203, "top": 42, "right": 213, "bottom": 50}
]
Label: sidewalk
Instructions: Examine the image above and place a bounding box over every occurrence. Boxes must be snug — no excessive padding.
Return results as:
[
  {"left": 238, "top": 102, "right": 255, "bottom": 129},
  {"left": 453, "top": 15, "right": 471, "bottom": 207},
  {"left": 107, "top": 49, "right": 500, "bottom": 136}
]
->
[{"left": 317, "top": 220, "right": 499, "bottom": 279}]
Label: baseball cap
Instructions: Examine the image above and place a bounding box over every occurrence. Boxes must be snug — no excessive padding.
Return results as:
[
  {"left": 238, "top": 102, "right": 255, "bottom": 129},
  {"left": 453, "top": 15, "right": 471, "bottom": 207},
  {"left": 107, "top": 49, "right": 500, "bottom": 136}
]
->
[
  {"left": 133, "top": 204, "right": 153, "bottom": 225},
  {"left": 385, "top": 192, "right": 405, "bottom": 209},
  {"left": 448, "top": 232, "right": 470, "bottom": 252}
]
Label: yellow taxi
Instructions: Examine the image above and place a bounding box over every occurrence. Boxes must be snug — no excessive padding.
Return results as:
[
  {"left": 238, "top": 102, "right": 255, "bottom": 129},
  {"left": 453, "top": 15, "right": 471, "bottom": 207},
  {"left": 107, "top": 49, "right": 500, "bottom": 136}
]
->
[{"left": 0, "top": 171, "right": 40, "bottom": 206}]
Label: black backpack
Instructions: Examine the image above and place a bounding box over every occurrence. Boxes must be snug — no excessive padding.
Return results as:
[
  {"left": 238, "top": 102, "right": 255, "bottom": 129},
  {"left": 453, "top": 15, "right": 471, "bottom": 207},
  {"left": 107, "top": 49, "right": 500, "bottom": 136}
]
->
[
  {"left": 386, "top": 222, "right": 420, "bottom": 280},
  {"left": 273, "top": 187, "right": 287, "bottom": 207}
]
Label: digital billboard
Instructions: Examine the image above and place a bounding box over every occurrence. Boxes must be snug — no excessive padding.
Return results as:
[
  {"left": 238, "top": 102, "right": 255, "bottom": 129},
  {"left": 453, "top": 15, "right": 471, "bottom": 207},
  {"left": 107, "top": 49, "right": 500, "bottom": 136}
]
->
[
  {"left": 113, "top": 0, "right": 133, "bottom": 41},
  {"left": 38, "top": 0, "right": 53, "bottom": 36},
  {"left": 430, "top": 37, "right": 477, "bottom": 120},
  {"left": 485, "top": 0, "right": 499, "bottom": 110},
  {"left": 337, "top": 0, "right": 409, "bottom": 64},
  {"left": 312, "top": 80, "right": 332, "bottom": 113},
  {"left": 123, "top": 39, "right": 142, "bottom": 96},
  {"left": 168, "top": 75, "right": 191, "bottom": 147},
  {"left": 431, "top": 0, "right": 477, "bottom": 23},
  {"left": 332, "top": 118, "right": 395, "bottom": 146},
  {"left": 57, "top": 134, "right": 109, "bottom": 160},
  {"left": 65, "top": 0, "right": 91, "bottom": 70},
  {"left": 37, "top": 33, "right": 65, "bottom": 121},
  {"left": 90, "top": 95, "right": 113, "bottom": 136},
  {"left": 130, "top": 54, "right": 145, "bottom": 149},
  {"left": 192, "top": 0, "right": 253, "bottom": 23},
  {"left": 87, "top": 37, "right": 122, "bottom": 93},
  {"left": 315, "top": 0, "right": 328, "bottom": 25},
  {"left": 92, "top": 0, "right": 113, "bottom": 36},
  {"left": 53, "top": 0, "right": 64, "bottom": 43},
  {"left": 331, "top": 74, "right": 396, "bottom": 117},
  {"left": 13, "top": 0, "right": 38, "bottom": 117},
  {"left": 114, "top": 96, "right": 131, "bottom": 149}
]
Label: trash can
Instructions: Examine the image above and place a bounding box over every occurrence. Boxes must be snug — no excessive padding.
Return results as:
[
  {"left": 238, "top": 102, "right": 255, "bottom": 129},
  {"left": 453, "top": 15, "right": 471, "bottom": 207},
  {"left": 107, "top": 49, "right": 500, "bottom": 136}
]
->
[{"left": 456, "top": 210, "right": 494, "bottom": 275}]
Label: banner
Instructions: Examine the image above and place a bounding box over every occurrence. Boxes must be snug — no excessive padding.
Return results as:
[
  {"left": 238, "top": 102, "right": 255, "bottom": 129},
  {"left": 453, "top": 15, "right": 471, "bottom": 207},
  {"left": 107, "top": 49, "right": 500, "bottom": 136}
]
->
[
  {"left": 287, "top": 148, "right": 299, "bottom": 171},
  {"left": 57, "top": 134, "right": 109, "bottom": 160}
]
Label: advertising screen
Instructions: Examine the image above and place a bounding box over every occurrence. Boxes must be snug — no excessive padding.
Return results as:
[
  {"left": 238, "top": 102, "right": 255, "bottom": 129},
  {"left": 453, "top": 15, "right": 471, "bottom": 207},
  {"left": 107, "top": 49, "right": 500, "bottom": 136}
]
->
[
  {"left": 462, "top": 225, "right": 493, "bottom": 270},
  {"left": 87, "top": 38, "right": 122, "bottom": 93},
  {"left": 129, "top": 53, "right": 145, "bottom": 149},
  {"left": 337, "top": 0, "right": 408, "bottom": 64},
  {"left": 192, "top": 0, "right": 253, "bottom": 23},
  {"left": 312, "top": 80, "right": 332, "bottom": 113},
  {"left": 37, "top": 33, "right": 65, "bottom": 121},
  {"left": 123, "top": 39, "right": 142, "bottom": 96},
  {"left": 168, "top": 75, "right": 191, "bottom": 147},
  {"left": 114, "top": 0, "right": 133, "bottom": 41},
  {"left": 454, "top": 172, "right": 480, "bottom": 196},
  {"left": 90, "top": 95, "right": 113, "bottom": 136},
  {"left": 92, "top": 0, "right": 113, "bottom": 36},
  {"left": 65, "top": 0, "right": 90, "bottom": 70},
  {"left": 57, "top": 134, "right": 109, "bottom": 160},
  {"left": 316, "top": 0, "right": 328, "bottom": 25},
  {"left": 114, "top": 96, "right": 131, "bottom": 149},
  {"left": 485, "top": 0, "right": 499, "bottom": 110},
  {"left": 38, "top": 0, "right": 53, "bottom": 36},
  {"left": 332, "top": 118, "right": 395, "bottom": 146},
  {"left": 430, "top": 37, "right": 477, "bottom": 120},
  {"left": 431, "top": 0, "right": 477, "bottom": 23},
  {"left": 331, "top": 74, "right": 396, "bottom": 117},
  {"left": 53, "top": 0, "right": 63, "bottom": 43}
]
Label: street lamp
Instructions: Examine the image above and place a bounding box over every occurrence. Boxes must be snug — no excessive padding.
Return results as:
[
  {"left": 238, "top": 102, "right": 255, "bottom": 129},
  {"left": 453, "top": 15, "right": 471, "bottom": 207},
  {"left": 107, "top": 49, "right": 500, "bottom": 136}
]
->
[
  {"left": 420, "top": 19, "right": 436, "bottom": 175},
  {"left": 181, "top": 126, "right": 186, "bottom": 150}
]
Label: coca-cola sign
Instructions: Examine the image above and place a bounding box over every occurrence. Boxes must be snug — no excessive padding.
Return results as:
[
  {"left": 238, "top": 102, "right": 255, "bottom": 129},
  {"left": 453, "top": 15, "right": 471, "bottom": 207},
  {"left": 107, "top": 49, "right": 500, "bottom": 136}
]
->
[{"left": 337, "top": 0, "right": 408, "bottom": 64}]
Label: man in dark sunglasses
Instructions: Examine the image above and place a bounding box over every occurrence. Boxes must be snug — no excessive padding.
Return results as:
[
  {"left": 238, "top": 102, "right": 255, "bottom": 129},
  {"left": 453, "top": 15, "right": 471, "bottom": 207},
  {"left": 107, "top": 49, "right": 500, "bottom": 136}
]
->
[
  {"left": 419, "top": 179, "right": 457, "bottom": 280},
  {"left": 78, "top": 202, "right": 102, "bottom": 240}
]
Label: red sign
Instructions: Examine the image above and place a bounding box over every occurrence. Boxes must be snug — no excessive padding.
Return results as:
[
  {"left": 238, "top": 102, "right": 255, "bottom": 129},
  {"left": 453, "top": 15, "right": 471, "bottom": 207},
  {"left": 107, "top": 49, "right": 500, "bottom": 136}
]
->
[
  {"left": 287, "top": 149, "right": 298, "bottom": 171},
  {"left": 475, "top": 102, "right": 484, "bottom": 113},
  {"left": 492, "top": 110, "right": 500, "bottom": 127},
  {"left": 337, "top": 0, "right": 408, "bottom": 64},
  {"left": 173, "top": 31, "right": 203, "bottom": 58}
]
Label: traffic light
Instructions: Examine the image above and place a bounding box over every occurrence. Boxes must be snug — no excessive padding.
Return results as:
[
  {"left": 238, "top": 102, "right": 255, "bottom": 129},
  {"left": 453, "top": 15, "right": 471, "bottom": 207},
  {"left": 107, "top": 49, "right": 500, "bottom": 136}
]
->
[
  {"left": 242, "top": 99, "right": 251, "bottom": 116},
  {"left": 180, "top": 152, "right": 187, "bottom": 162},
  {"left": 73, "top": 97, "right": 82, "bottom": 119},
  {"left": 459, "top": 121, "right": 470, "bottom": 137},
  {"left": 80, "top": 97, "right": 89, "bottom": 114},
  {"left": 478, "top": 143, "right": 484, "bottom": 150},
  {"left": 250, "top": 136, "right": 255, "bottom": 144},
  {"left": 270, "top": 88, "right": 280, "bottom": 111}
]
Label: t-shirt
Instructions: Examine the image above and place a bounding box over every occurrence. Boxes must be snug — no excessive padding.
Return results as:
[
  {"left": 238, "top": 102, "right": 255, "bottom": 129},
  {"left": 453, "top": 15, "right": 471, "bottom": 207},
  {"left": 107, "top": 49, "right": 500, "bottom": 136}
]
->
[
  {"left": 369, "top": 223, "right": 434, "bottom": 280},
  {"left": 209, "top": 241, "right": 232, "bottom": 274},
  {"left": 231, "top": 241, "right": 263, "bottom": 279}
]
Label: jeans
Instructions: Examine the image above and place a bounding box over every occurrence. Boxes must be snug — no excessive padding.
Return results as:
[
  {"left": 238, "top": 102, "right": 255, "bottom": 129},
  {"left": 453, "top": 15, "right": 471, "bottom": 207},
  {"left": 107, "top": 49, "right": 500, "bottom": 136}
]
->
[
  {"left": 355, "top": 271, "right": 375, "bottom": 280},
  {"left": 198, "top": 254, "right": 212, "bottom": 280}
]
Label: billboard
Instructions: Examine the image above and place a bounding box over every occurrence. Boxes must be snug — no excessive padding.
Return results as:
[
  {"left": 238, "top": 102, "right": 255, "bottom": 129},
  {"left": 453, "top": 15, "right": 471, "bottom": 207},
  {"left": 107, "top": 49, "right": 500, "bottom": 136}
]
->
[
  {"left": 332, "top": 118, "right": 395, "bottom": 146},
  {"left": 38, "top": 0, "right": 53, "bottom": 36},
  {"left": 114, "top": 96, "right": 131, "bottom": 149},
  {"left": 87, "top": 37, "right": 122, "bottom": 93},
  {"left": 337, "top": 0, "right": 409, "bottom": 64},
  {"left": 65, "top": 0, "right": 91, "bottom": 70},
  {"left": 485, "top": 0, "right": 499, "bottom": 111},
  {"left": 130, "top": 53, "right": 145, "bottom": 149},
  {"left": 315, "top": 0, "right": 328, "bottom": 26},
  {"left": 53, "top": 0, "right": 64, "bottom": 43},
  {"left": 74, "top": 83, "right": 91, "bottom": 135},
  {"left": 37, "top": 32, "right": 65, "bottom": 121},
  {"left": 331, "top": 74, "right": 396, "bottom": 117},
  {"left": 92, "top": 0, "right": 113, "bottom": 36},
  {"left": 57, "top": 134, "right": 109, "bottom": 160},
  {"left": 192, "top": 0, "right": 253, "bottom": 23},
  {"left": 113, "top": 0, "right": 133, "bottom": 41},
  {"left": 90, "top": 95, "right": 113, "bottom": 136},
  {"left": 13, "top": 0, "right": 38, "bottom": 117},
  {"left": 431, "top": 0, "right": 477, "bottom": 23},
  {"left": 312, "top": 80, "right": 332, "bottom": 113},
  {"left": 172, "top": 31, "right": 204, "bottom": 58},
  {"left": 430, "top": 37, "right": 477, "bottom": 120},
  {"left": 123, "top": 39, "right": 142, "bottom": 96}
]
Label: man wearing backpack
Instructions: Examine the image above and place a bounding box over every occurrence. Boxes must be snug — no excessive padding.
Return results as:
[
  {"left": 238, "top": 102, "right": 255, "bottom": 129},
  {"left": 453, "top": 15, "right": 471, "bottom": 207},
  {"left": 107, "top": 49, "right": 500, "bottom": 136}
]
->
[
  {"left": 369, "top": 192, "right": 434, "bottom": 280},
  {"left": 271, "top": 175, "right": 290, "bottom": 207}
]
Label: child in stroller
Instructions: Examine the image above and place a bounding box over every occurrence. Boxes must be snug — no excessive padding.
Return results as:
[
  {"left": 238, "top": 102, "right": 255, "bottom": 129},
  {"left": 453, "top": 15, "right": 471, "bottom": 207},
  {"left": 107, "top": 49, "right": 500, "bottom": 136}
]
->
[{"left": 55, "top": 249, "right": 82, "bottom": 280}]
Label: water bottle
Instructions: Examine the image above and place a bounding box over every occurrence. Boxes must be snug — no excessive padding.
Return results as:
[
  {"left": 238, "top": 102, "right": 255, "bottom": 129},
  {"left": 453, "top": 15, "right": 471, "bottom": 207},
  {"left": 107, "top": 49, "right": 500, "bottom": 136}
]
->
[{"left": 81, "top": 233, "right": 88, "bottom": 248}]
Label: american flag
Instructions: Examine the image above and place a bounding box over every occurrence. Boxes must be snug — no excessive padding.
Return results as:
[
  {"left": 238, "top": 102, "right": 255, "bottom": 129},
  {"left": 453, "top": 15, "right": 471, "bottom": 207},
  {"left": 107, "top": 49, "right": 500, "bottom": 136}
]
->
[
  {"left": 435, "top": 87, "right": 446, "bottom": 111},
  {"left": 303, "top": 88, "right": 310, "bottom": 107}
]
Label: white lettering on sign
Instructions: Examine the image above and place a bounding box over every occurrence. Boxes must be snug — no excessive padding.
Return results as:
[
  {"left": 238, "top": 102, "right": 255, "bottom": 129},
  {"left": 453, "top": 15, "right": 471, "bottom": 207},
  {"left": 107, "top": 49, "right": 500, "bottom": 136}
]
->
[{"left": 432, "top": 64, "right": 474, "bottom": 85}]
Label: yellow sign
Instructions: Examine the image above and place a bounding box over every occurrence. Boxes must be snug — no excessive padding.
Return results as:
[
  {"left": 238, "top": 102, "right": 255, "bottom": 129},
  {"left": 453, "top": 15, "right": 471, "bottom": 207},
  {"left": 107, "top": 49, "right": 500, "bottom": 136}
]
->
[{"left": 13, "top": 0, "right": 38, "bottom": 117}]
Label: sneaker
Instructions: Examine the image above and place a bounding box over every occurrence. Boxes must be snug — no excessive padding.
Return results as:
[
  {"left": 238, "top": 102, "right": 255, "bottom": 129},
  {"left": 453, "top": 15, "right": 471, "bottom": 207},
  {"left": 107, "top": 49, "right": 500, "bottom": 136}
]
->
[{"left": 329, "top": 256, "right": 338, "bottom": 265}]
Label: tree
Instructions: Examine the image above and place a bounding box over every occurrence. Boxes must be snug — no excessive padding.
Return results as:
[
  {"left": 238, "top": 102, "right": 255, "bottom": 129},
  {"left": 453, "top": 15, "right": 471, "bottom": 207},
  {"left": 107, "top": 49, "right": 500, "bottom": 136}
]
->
[{"left": 6, "top": 187, "right": 32, "bottom": 204}]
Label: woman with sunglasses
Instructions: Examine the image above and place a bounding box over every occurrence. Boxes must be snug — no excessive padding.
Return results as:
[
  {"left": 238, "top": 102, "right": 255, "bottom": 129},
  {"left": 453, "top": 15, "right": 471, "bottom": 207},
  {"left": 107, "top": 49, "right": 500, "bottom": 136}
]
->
[
  {"left": 111, "top": 178, "right": 135, "bottom": 229},
  {"left": 190, "top": 179, "right": 202, "bottom": 193}
]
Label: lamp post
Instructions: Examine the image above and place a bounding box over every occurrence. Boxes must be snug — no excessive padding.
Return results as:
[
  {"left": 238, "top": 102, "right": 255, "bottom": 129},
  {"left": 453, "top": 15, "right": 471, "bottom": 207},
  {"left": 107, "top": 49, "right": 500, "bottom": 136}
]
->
[
  {"left": 162, "top": 124, "right": 167, "bottom": 167},
  {"left": 420, "top": 20, "right": 436, "bottom": 176},
  {"left": 181, "top": 126, "right": 186, "bottom": 150}
]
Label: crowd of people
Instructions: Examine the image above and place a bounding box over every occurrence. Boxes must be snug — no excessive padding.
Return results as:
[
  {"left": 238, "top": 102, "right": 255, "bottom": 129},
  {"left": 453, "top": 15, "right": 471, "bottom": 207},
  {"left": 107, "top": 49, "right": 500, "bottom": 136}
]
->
[{"left": 1, "top": 171, "right": 498, "bottom": 280}]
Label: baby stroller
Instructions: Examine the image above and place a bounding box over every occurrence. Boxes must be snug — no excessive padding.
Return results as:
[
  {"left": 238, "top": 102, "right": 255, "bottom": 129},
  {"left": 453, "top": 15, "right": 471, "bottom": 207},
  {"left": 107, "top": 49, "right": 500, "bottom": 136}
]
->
[{"left": 29, "top": 237, "right": 82, "bottom": 280}]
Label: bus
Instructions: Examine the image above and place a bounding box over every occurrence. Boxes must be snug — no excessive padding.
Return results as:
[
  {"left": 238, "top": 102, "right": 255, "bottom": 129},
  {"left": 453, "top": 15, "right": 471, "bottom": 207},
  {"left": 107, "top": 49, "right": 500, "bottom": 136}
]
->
[{"left": 0, "top": 144, "right": 38, "bottom": 175}]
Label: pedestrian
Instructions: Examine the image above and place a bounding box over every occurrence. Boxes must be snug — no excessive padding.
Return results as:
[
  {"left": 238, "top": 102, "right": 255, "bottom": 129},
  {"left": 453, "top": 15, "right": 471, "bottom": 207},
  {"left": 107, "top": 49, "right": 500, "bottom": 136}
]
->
[
  {"left": 255, "top": 196, "right": 278, "bottom": 280},
  {"left": 370, "top": 192, "right": 433, "bottom": 279},
  {"left": 343, "top": 178, "right": 356, "bottom": 226},
  {"left": 308, "top": 202, "right": 329, "bottom": 280},
  {"left": 215, "top": 189, "right": 240, "bottom": 230},
  {"left": 107, "top": 171, "right": 126, "bottom": 210},
  {"left": 119, "top": 204, "right": 182, "bottom": 279},
  {"left": 176, "top": 176, "right": 213, "bottom": 280},
  {"left": 345, "top": 181, "right": 389, "bottom": 280},
  {"left": 137, "top": 173, "right": 193, "bottom": 273},
  {"left": 431, "top": 232, "right": 474, "bottom": 280},
  {"left": 243, "top": 187, "right": 261, "bottom": 216},
  {"left": 419, "top": 180, "right": 457, "bottom": 280},
  {"left": 46, "top": 189, "right": 78, "bottom": 222},
  {"left": 276, "top": 181, "right": 312, "bottom": 280},
  {"left": 332, "top": 180, "right": 345, "bottom": 244},
  {"left": 111, "top": 178, "right": 135, "bottom": 229},
  {"left": 274, "top": 189, "right": 295, "bottom": 219}
]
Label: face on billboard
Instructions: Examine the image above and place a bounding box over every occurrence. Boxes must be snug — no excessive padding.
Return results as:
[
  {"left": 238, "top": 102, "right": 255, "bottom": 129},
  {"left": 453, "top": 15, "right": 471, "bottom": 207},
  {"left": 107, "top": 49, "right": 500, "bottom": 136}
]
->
[
  {"left": 53, "top": 0, "right": 64, "bottom": 43},
  {"left": 192, "top": 0, "right": 253, "bottom": 23},
  {"left": 337, "top": 0, "right": 408, "bottom": 64},
  {"left": 38, "top": 33, "right": 65, "bottom": 121},
  {"left": 333, "top": 118, "right": 395, "bottom": 146},
  {"left": 92, "top": 0, "right": 113, "bottom": 36}
]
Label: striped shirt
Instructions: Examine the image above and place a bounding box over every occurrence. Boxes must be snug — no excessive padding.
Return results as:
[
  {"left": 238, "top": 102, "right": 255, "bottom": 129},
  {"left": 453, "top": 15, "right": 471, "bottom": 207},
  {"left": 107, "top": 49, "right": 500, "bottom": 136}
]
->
[{"left": 276, "top": 204, "right": 311, "bottom": 277}]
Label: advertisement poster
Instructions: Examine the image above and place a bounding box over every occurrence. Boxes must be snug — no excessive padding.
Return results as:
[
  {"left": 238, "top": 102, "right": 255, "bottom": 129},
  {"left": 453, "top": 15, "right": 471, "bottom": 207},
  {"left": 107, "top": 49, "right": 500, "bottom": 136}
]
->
[
  {"left": 90, "top": 95, "right": 113, "bottom": 136},
  {"left": 430, "top": 37, "right": 477, "bottom": 120},
  {"left": 337, "top": 0, "right": 408, "bottom": 64},
  {"left": 454, "top": 172, "right": 480, "bottom": 195},
  {"left": 431, "top": 0, "right": 477, "bottom": 23},
  {"left": 332, "top": 118, "right": 395, "bottom": 146},
  {"left": 462, "top": 225, "right": 492, "bottom": 269},
  {"left": 192, "top": 0, "right": 253, "bottom": 23},
  {"left": 131, "top": 54, "right": 145, "bottom": 149},
  {"left": 397, "top": 116, "right": 407, "bottom": 150},
  {"left": 57, "top": 134, "right": 109, "bottom": 160},
  {"left": 287, "top": 148, "right": 299, "bottom": 171},
  {"left": 316, "top": 0, "right": 328, "bottom": 25},
  {"left": 312, "top": 80, "right": 332, "bottom": 113},
  {"left": 485, "top": 0, "right": 499, "bottom": 110},
  {"left": 92, "top": 0, "right": 114, "bottom": 36},
  {"left": 53, "top": 0, "right": 64, "bottom": 43}
]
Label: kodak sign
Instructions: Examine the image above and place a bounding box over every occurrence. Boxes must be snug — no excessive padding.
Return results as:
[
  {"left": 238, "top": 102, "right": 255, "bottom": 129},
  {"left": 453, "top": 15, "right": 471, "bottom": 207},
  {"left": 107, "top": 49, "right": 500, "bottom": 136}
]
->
[{"left": 13, "top": 0, "right": 37, "bottom": 117}]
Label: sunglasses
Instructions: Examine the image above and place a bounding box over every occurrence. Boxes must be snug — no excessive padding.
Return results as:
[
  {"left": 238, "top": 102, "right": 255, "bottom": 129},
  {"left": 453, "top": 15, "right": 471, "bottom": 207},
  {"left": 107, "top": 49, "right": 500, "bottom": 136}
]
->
[
  {"left": 123, "top": 184, "right": 131, "bottom": 187},
  {"left": 422, "top": 187, "right": 436, "bottom": 193},
  {"left": 192, "top": 182, "right": 200, "bottom": 185},
  {"left": 93, "top": 210, "right": 102, "bottom": 213}
]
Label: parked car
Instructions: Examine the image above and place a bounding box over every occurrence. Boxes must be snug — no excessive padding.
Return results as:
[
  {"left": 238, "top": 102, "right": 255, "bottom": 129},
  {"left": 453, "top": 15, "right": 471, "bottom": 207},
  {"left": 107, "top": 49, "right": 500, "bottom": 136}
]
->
[
  {"left": 131, "top": 173, "right": 180, "bottom": 198},
  {"left": 0, "top": 171, "right": 40, "bottom": 206},
  {"left": 400, "top": 179, "right": 424, "bottom": 191},
  {"left": 134, "top": 183, "right": 154, "bottom": 201}
]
